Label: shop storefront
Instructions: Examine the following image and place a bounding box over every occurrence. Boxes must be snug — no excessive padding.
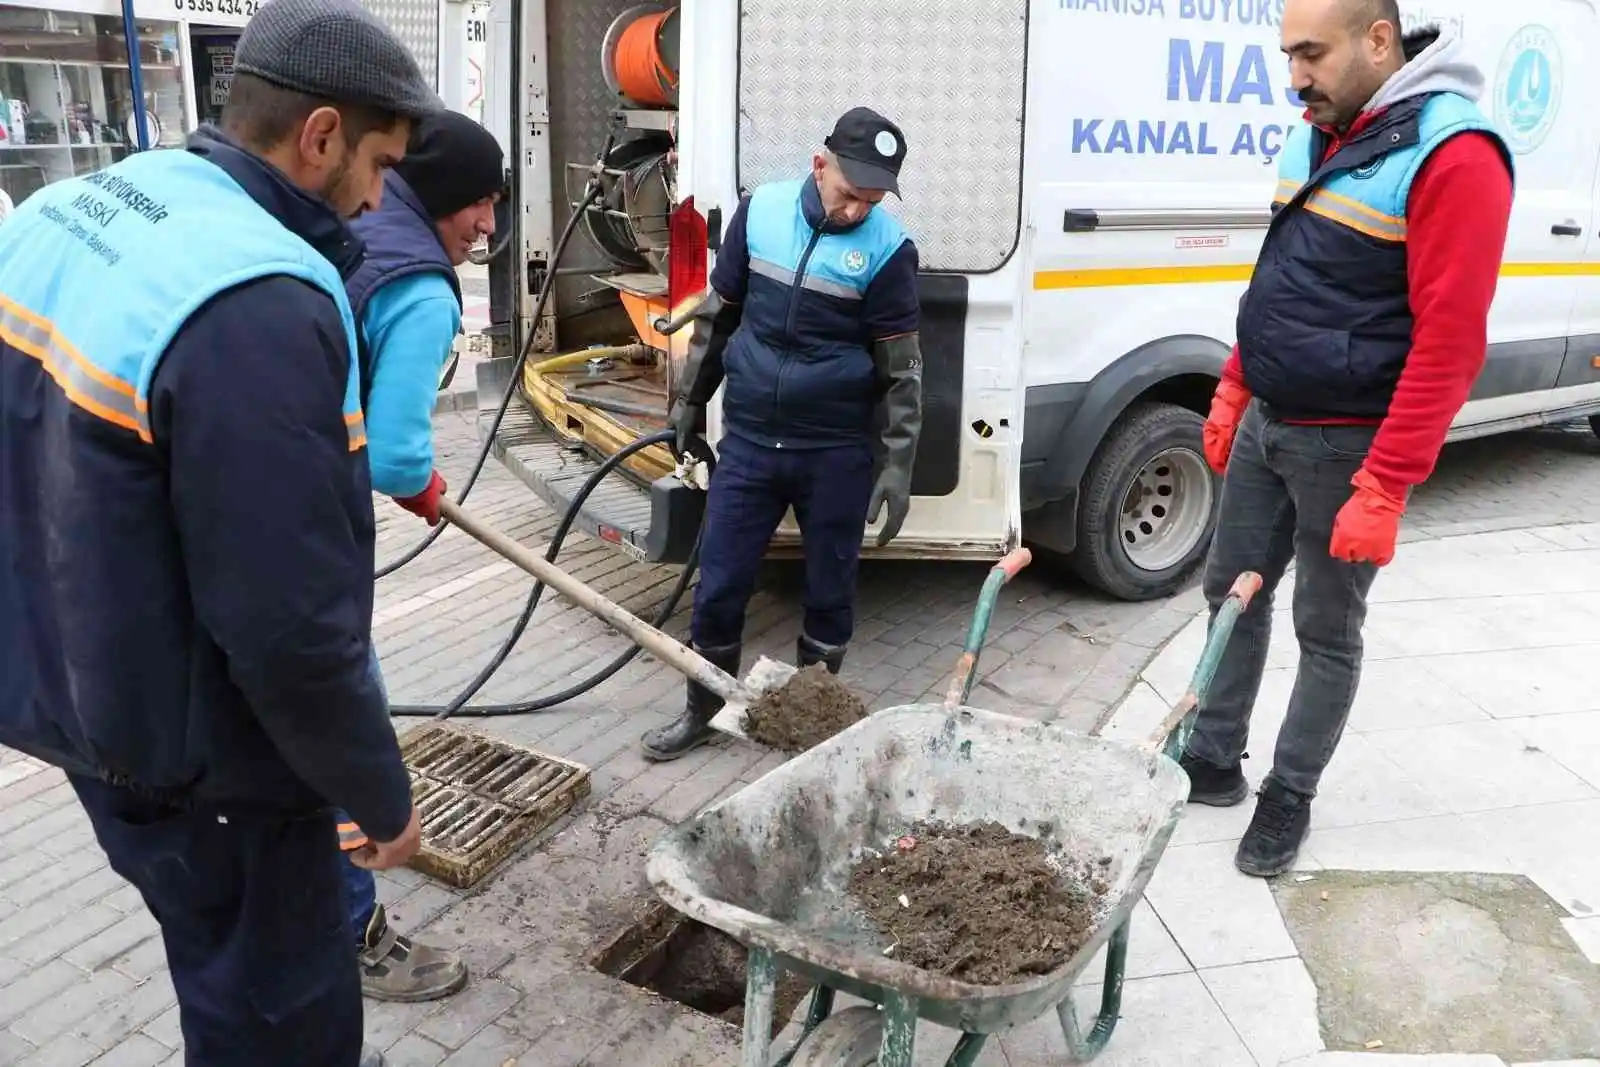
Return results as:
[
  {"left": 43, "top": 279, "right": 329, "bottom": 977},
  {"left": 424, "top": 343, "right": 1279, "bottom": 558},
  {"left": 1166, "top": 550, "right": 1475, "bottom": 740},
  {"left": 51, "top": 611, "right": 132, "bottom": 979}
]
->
[
  {"left": 0, "top": 0, "right": 254, "bottom": 207},
  {"left": 0, "top": 0, "right": 445, "bottom": 210}
]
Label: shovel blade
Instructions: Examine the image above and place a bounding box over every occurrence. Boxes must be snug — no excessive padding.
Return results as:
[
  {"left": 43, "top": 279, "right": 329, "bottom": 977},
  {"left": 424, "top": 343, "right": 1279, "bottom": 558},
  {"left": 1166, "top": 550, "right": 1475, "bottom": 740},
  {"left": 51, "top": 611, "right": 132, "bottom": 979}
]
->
[{"left": 707, "top": 654, "right": 797, "bottom": 742}]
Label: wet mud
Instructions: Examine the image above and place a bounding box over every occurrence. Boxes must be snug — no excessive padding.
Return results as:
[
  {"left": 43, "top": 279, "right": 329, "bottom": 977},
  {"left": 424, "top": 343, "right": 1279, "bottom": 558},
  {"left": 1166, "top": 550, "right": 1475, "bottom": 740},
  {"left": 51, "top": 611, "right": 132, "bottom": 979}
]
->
[
  {"left": 848, "top": 820, "right": 1109, "bottom": 986},
  {"left": 741, "top": 663, "right": 868, "bottom": 754}
]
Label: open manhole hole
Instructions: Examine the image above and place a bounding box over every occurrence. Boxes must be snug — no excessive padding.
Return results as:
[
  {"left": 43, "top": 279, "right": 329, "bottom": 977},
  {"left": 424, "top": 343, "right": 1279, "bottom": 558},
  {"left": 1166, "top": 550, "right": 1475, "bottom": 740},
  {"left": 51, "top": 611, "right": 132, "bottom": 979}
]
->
[
  {"left": 592, "top": 901, "right": 813, "bottom": 1034},
  {"left": 399, "top": 722, "right": 591, "bottom": 889}
]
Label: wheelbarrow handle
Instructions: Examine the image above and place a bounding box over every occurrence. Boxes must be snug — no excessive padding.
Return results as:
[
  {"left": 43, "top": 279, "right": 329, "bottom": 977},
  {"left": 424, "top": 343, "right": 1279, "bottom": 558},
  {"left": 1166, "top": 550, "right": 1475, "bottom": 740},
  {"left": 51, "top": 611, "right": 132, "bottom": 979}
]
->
[
  {"left": 1226, "top": 570, "right": 1264, "bottom": 611},
  {"left": 943, "top": 546, "right": 1035, "bottom": 709},
  {"left": 993, "top": 546, "right": 1033, "bottom": 584},
  {"left": 1147, "top": 569, "right": 1265, "bottom": 756}
]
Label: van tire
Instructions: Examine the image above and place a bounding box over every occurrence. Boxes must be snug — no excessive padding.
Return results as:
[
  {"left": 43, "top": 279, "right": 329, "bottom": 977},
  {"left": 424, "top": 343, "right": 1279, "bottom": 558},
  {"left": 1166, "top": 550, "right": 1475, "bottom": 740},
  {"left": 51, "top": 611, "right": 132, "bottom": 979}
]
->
[{"left": 1070, "top": 402, "right": 1218, "bottom": 602}]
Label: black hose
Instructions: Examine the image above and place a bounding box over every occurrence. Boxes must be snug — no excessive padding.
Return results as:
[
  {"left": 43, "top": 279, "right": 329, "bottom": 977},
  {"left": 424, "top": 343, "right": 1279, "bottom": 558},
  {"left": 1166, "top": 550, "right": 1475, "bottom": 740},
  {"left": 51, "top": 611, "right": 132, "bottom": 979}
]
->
[
  {"left": 373, "top": 181, "right": 603, "bottom": 581},
  {"left": 375, "top": 146, "right": 701, "bottom": 718},
  {"left": 389, "top": 428, "right": 701, "bottom": 719}
]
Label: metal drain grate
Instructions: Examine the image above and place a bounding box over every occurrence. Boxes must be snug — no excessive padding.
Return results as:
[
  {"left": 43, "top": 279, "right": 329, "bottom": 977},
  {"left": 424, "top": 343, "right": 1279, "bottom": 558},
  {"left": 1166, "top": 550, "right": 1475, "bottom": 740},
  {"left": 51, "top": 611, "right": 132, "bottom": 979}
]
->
[{"left": 399, "top": 722, "right": 591, "bottom": 888}]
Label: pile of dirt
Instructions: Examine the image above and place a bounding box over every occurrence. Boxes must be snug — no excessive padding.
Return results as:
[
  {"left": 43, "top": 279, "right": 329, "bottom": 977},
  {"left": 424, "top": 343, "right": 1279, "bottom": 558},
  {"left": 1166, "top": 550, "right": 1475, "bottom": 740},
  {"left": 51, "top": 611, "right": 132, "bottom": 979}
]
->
[
  {"left": 741, "top": 663, "right": 868, "bottom": 754},
  {"left": 847, "top": 820, "right": 1109, "bottom": 985}
]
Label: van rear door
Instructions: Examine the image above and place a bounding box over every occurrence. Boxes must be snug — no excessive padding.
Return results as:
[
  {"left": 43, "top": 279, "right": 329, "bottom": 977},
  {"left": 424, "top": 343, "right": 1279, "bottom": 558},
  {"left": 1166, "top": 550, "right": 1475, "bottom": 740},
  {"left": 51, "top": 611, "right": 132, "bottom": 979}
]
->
[{"left": 686, "top": 0, "right": 1031, "bottom": 558}]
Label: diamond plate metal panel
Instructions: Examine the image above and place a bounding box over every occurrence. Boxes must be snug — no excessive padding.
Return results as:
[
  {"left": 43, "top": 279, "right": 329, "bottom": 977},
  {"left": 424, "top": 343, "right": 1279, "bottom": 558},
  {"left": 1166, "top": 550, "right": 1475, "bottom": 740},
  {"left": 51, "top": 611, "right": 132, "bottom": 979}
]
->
[
  {"left": 360, "top": 0, "right": 441, "bottom": 92},
  {"left": 737, "top": 0, "right": 1027, "bottom": 272},
  {"left": 547, "top": 0, "right": 644, "bottom": 317}
]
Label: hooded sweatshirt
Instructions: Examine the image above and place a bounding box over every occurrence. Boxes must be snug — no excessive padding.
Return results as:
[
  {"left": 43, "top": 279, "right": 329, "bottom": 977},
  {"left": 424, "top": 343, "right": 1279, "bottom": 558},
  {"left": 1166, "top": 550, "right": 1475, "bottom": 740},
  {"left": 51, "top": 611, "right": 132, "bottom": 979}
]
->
[{"left": 1223, "top": 28, "right": 1514, "bottom": 495}]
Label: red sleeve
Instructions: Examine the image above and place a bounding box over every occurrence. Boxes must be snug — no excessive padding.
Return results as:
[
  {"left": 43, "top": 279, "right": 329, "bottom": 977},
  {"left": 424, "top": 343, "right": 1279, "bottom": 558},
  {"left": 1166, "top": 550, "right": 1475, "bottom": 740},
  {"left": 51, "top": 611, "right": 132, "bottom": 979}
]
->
[
  {"left": 1221, "top": 344, "right": 1245, "bottom": 386},
  {"left": 1364, "top": 132, "right": 1512, "bottom": 495}
]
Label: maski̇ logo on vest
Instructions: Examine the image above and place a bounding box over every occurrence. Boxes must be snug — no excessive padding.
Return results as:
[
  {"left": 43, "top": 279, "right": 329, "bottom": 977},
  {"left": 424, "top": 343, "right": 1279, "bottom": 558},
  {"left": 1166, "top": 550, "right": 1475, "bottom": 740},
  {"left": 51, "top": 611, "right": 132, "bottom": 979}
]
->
[
  {"left": 840, "top": 248, "right": 867, "bottom": 275},
  {"left": 1494, "top": 25, "right": 1561, "bottom": 156}
]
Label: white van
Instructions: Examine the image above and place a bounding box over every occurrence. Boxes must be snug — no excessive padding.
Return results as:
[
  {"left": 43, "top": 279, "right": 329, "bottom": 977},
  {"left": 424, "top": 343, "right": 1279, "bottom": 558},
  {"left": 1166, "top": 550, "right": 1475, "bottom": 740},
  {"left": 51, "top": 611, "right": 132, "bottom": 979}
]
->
[{"left": 476, "top": 0, "right": 1600, "bottom": 602}]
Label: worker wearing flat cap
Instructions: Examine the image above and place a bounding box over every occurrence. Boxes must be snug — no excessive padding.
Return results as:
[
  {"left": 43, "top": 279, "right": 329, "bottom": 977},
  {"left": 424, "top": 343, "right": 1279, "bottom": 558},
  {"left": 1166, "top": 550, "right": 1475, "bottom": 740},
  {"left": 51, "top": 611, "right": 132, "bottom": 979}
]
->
[
  {"left": 0, "top": 0, "right": 441, "bottom": 1061},
  {"left": 644, "top": 106, "right": 924, "bottom": 761}
]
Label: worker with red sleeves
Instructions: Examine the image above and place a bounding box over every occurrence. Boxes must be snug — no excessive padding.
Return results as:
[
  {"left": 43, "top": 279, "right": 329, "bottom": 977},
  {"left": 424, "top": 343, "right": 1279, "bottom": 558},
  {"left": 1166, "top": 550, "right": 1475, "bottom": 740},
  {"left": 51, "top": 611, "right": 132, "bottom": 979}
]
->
[{"left": 1179, "top": 0, "right": 1513, "bottom": 878}]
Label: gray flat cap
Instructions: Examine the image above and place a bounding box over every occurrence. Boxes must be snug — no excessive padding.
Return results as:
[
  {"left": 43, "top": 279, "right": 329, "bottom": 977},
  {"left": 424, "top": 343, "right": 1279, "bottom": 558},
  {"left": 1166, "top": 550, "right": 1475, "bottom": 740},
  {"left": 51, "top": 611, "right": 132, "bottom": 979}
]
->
[{"left": 235, "top": 0, "right": 442, "bottom": 119}]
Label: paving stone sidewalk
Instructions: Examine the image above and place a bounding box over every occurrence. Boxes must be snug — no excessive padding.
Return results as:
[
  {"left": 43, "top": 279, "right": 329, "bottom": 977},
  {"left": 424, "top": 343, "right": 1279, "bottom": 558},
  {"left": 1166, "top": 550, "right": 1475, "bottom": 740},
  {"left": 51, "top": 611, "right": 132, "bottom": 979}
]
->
[
  {"left": 2, "top": 412, "right": 1600, "bottom": 1065},
  {"left": 1046, "top": 522, "right": 1600, "bottom": 1067},
  {"left": 0, "top": 408, "right": 1186, "bottom": 1067}
]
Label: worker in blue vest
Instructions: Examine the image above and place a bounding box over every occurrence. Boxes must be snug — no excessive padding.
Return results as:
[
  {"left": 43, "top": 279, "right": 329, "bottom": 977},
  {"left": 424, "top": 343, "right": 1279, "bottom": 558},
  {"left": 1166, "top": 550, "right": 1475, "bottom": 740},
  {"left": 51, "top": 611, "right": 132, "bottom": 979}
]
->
[
  {"left": 334, "top": 109, "right": 503, "bottom": 1004},
  {"left": 642, "top": 106, "right": 924, "bottom": 761},
  {"left": 0, "top": 0, "right": 439, "bottom": 1062}
]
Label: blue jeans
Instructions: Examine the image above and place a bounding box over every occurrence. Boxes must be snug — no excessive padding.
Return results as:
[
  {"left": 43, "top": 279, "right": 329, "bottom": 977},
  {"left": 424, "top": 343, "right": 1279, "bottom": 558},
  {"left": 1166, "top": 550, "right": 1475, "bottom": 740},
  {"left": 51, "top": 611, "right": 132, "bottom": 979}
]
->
[
  {"left": 691, "top": 433, "right": 875, "bottom": 649},
  {"left": 336, "top": 645, "right": 386, "bottom": 947}
]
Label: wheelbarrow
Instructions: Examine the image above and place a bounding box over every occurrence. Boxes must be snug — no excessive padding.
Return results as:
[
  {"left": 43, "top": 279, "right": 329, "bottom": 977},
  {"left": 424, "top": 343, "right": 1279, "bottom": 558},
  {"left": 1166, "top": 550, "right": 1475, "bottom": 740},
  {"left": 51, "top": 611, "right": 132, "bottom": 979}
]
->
[{"left": 645, "top": 557, "right": 1265, "bottom": 1067}]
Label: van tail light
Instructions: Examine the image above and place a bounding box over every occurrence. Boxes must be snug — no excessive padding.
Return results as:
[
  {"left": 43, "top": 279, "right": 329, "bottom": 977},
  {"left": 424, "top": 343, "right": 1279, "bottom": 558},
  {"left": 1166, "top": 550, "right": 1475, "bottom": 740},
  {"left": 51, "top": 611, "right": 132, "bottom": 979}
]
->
[{"left": 667, "top": 196, "right": 709, "bottom": 311}]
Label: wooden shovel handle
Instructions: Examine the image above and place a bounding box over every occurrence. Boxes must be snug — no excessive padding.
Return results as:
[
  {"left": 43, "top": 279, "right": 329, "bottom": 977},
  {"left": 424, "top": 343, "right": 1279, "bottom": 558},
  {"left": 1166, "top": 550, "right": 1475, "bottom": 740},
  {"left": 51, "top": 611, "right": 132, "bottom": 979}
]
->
[{"left": 438, "top": 498, "right": 748, "bottom": 703}]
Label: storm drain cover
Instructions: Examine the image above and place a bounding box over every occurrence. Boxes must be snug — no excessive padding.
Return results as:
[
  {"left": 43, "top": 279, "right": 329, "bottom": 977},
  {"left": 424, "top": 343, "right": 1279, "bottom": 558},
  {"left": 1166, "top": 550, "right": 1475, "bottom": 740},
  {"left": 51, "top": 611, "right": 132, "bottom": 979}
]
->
[{"left": 399, "top": 721, "right": 591, "bottom": 889}]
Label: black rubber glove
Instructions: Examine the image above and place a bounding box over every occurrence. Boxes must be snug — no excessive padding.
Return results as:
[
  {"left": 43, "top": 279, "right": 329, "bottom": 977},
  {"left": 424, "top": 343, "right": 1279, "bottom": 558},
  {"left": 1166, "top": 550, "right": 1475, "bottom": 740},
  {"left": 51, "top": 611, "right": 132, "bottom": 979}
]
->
[
  {"left": 668, "top": 288, "right": 741, "bottom": 458},
  {"left": 668, "top": 396, "right": 704, "bottom": 459},
  {"left": 867, "top": 333, "right": 924, "bottom": 547}
]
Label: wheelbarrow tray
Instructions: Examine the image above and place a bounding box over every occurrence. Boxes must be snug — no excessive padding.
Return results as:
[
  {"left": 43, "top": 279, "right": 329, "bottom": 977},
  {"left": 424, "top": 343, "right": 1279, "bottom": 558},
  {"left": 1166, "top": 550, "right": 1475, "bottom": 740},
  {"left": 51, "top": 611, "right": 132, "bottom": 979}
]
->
[{"left": 645, "top": 703, "right": 1189, "bottom": 1036}]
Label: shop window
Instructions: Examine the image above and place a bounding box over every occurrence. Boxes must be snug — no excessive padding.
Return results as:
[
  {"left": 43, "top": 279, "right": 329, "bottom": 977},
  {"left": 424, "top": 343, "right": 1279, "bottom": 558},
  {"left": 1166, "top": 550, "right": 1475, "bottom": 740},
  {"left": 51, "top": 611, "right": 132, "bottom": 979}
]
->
[{"left": 0, "top": 8, "right": 185, "bottom": 208}]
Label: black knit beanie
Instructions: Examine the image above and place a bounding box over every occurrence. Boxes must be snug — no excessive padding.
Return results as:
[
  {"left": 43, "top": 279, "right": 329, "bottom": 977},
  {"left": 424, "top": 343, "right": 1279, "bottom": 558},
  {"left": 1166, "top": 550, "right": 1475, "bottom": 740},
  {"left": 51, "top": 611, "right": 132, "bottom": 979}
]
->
[{"left": 393, "top": 110, "right": 505, "bottom": 220}]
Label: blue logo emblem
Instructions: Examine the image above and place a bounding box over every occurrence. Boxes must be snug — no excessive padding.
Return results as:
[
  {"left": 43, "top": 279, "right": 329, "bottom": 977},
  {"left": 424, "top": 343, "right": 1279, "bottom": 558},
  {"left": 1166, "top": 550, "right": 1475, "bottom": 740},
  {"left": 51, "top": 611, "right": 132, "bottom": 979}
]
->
[
  {"left": 840, "top": 249, "right": 867, "bottom": 275},
  {"left": 1351, "top": 158, "right": 1384, "bottom": 180},
  {"left": 1494, "top": 25, "right": 1561, "bottom": 155}
]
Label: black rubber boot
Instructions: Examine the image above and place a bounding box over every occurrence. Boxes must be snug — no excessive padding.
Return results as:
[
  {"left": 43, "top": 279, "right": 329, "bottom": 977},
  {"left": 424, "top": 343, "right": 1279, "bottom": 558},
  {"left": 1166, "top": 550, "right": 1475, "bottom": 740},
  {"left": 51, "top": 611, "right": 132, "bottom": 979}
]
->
[
  {"left": 641, "top": 642, "right": 741, "bottom": 761},
  {"left": 797, "top": 634, "right": 847, "bottom": 675}
]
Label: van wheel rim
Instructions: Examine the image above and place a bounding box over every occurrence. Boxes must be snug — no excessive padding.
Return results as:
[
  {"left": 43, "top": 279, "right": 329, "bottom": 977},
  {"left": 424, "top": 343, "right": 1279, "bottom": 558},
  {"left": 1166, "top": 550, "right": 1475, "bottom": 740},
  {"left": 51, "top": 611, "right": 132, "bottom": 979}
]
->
[{"left": 1118, "top": 447, "right": 1214, "bottom": 573}]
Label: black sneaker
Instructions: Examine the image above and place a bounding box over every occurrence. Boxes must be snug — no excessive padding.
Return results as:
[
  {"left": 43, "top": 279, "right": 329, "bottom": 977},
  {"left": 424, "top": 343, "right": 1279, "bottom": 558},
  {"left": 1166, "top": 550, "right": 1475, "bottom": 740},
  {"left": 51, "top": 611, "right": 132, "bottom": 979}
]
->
[
  {"left": 1179, "top": 751, "right": 1249, "bottom": 807},
  {"left": 1234, "top": 779, "right": 1312, "bottom": 878}
]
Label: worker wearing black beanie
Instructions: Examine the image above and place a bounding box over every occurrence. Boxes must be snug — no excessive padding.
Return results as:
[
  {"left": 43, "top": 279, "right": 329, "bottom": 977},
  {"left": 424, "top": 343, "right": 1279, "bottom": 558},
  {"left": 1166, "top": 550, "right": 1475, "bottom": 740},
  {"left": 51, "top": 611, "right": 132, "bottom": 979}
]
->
[
  {"left": 330, "top": 110, "right": 506, "bottom": 1008},
  {"left": 392, "top": 109, "right": 507, "bottom": 222}
]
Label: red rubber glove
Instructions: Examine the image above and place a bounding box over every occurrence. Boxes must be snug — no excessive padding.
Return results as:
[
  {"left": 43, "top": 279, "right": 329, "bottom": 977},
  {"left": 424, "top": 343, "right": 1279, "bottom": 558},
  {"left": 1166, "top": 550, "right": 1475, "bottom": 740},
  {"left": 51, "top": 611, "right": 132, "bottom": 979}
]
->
[
  {"left": 1203, "top": 377, "right": 1252, "bottom": 474},
  {"left": 393, "top": 470, "right": 446, "bottom": 526},
  {"left": 1329, "top": 468, "right": 1406, "bottom": 567}
]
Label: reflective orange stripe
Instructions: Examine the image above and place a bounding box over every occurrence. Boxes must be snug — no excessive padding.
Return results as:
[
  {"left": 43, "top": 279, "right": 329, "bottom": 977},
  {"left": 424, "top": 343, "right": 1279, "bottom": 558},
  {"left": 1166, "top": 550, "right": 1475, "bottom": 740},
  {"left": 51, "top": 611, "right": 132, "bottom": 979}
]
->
[
  {"left": 1302, "top": 191, "right": 1407, "bottom": 243},
  {"left": 344, "top": 411, "right": 367, "bottom": 453},
  {"left": 337, "top": 822, "right": 369, "bottom": 851},
  {"left": 0, "top": 294, "right": 143, "bottom": 434}
]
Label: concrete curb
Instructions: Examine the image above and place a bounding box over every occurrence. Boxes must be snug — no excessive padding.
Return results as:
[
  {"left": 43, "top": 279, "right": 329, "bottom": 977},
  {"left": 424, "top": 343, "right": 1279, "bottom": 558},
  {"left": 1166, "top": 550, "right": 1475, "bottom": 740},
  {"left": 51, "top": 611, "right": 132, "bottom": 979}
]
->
[{"left": 432, "top": 387, "right": 479, "bottom": 417}]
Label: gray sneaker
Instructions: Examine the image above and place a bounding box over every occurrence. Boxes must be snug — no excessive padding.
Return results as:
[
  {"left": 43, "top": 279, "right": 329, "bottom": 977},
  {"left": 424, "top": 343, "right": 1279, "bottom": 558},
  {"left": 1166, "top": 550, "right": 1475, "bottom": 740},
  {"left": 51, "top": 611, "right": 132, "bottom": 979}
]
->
[{"left": 359, "top": 903, "right": 469, "bottom": 1002}]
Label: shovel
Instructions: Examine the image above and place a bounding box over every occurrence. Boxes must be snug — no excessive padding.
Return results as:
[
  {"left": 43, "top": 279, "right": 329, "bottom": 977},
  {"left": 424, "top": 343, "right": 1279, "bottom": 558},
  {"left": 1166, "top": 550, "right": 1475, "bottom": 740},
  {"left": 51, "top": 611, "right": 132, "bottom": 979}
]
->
[{"left": 439, "top": 498, "right": 795, "bottom": 738}]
